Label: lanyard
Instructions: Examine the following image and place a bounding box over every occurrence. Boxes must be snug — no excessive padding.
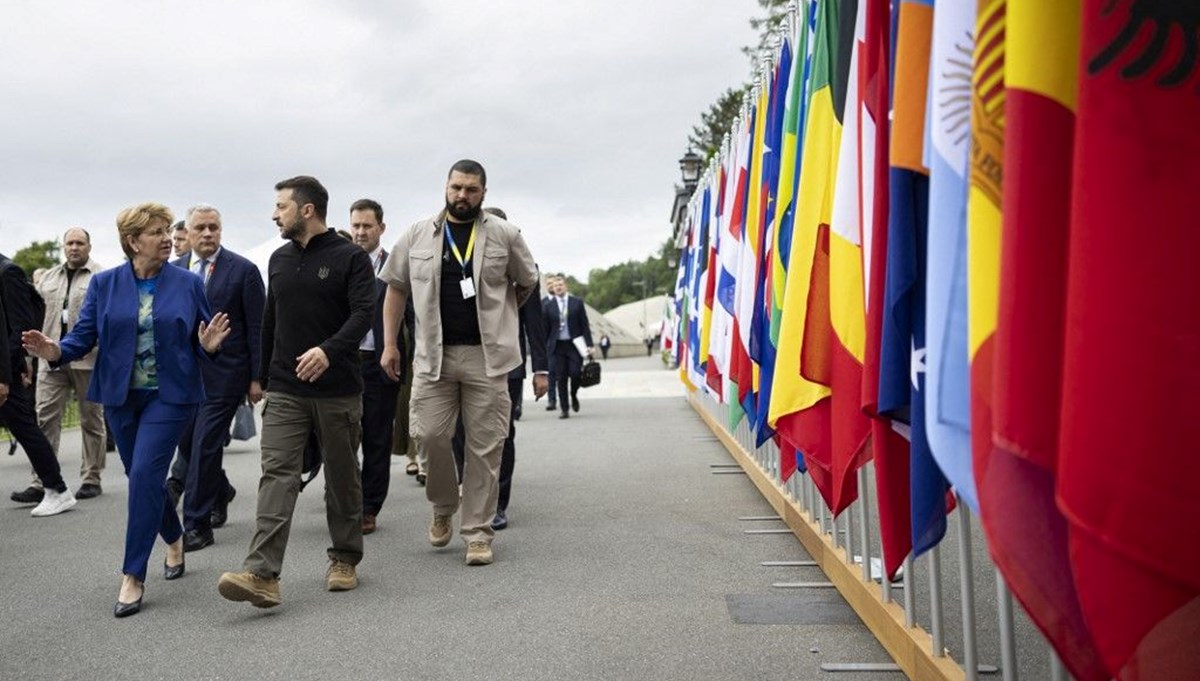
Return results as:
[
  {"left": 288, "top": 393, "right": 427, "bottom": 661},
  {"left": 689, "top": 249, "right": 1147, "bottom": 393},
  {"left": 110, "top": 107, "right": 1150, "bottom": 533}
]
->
[{"left": 444, "top": 221, "right": 477, "bottom": 275}]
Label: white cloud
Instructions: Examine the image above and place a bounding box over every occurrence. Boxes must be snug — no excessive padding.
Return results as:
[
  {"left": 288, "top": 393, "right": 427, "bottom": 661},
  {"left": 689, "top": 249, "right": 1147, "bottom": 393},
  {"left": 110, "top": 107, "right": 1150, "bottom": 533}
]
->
[{"left": 0, "top": 0, "right": 759, "bottom": 278}]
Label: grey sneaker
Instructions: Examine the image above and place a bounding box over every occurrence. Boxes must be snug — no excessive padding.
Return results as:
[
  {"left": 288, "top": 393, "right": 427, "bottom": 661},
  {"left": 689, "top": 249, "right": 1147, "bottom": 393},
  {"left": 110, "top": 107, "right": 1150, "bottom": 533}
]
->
[
  {"left": 217, "top": 571, "right": 281, "bottom": 608},
  {"left": 429, "top": 513, "right": 452, "bottom": 547},
  {"left": 326, "top": 559, "right": 358, "bottom": 591}
]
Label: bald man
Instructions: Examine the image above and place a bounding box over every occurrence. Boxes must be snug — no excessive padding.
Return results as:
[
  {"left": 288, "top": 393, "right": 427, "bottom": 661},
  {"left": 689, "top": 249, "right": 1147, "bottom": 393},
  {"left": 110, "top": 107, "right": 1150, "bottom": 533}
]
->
[{"left": 25, "top": 228, "right": 106, "bottom": 500}]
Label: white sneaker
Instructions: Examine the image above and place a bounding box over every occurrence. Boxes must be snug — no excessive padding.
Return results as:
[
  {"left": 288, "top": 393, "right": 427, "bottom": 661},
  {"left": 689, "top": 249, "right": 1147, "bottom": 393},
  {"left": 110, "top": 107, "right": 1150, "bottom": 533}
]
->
[{"left": 31, "top": 489, "right": 77, "bottom": 517}]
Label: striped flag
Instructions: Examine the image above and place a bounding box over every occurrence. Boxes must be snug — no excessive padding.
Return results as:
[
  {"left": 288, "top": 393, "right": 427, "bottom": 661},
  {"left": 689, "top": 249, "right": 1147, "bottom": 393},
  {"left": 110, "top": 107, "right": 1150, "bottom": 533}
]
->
[
  {"left": 878, "top": 0, "right": 949, "bottom": 558},
  {"left": 754, "top": 31, "right": 795, "bottom": 448},
  {"left": 859, "top": 0, "right": 913, "bottom": 579},
  {"left": 724, "top": 103, "right": 753, "bottom": 426},
  {"left": 768, "top": 0, "right": 841, "bottom": 506},
  {"left": 733, "top": 82, "right": 769, "bottom": 418},
  {"left": 806, "top": 0, "right": 870, "bottom": 515}
]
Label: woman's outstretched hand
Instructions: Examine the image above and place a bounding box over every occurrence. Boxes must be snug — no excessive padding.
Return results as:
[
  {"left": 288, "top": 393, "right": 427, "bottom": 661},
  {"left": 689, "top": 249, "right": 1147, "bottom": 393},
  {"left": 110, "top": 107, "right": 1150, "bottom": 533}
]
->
[
  {"left": 199, "top": 312, "right": 231, "bottom": 353},
  {"left": 21, "top": 330, "right": 61, "bottom": 362}
]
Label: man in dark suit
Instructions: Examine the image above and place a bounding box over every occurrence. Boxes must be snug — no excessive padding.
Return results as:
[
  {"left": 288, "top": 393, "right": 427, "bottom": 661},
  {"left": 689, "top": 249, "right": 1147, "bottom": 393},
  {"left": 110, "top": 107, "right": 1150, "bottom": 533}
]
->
[
  {"left": 170, "top": 205, "right": 265, "bottom": 551},
  {"left": 451, "top": 207, "right": 548, "bottom": 530},
  {"left": 542, "top": 275, "right": 593, "bottom": 419},
  {"left": 348, "top": 199, "right": 404, "bottom": 535}
]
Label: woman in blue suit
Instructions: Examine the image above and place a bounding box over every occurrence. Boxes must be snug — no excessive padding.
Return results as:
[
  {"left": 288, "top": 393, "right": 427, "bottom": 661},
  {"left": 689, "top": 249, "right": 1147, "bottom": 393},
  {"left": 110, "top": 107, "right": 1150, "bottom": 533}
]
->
[{"left": 24, "top": 203, "right": 229, "bottom": 617}]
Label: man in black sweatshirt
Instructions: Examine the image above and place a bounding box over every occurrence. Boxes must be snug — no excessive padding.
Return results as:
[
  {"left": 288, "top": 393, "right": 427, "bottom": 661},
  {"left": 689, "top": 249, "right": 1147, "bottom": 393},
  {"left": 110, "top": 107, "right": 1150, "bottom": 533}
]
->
[{"left": 218, "top": 176, "right": 375, "bottom": 608}]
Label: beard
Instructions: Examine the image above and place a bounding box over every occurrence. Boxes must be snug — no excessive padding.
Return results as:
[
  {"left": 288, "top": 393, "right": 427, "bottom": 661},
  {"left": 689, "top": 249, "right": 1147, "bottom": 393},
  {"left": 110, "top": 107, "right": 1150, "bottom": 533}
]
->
[
  {"left": 278, "top": 215, "right": 305, "bottom": 241},
  {"left": 445, "top": 198, "right": 481, "bottom": 223}
]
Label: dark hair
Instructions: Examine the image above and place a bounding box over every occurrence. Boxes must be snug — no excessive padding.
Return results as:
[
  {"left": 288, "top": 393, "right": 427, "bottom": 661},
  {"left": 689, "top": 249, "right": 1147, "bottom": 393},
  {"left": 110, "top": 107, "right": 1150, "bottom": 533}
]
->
[
  {"left": 275, "top": 175, "right": 329, "bottom": 221},
  {"left": 448, "top": 159, "right": 487, "bottom": 187},
  {"left": 336, "top": 229, "right": 353, "bottom": 241},
  {"left": 172, "top": 220, "right": 187, "bottom": 233},
  {"left": 483, "top": 206, "right": 507, "bottom": 220},
  {"left": 349, "top": 198, "right": 384, "bottom": 224}
]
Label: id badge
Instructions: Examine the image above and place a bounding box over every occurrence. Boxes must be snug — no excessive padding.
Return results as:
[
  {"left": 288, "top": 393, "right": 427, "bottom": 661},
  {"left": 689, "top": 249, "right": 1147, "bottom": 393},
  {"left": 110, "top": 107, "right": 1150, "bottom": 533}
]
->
[{"left": 460, "top": 276, "right": 476, "bottom": 300}]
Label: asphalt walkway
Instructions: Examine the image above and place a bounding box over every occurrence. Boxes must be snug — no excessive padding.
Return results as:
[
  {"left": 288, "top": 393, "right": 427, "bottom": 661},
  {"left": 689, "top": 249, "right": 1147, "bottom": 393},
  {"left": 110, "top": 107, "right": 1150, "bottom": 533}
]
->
[{"left": 0, "top": 355, "right": 896, "bottom": 681}]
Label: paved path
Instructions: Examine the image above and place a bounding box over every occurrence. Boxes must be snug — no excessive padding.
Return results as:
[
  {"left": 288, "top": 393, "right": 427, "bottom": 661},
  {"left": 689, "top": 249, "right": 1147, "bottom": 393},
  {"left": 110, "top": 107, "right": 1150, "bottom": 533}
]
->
[{"left": 0, "top": 356, "right": 896, "bottom": 681}]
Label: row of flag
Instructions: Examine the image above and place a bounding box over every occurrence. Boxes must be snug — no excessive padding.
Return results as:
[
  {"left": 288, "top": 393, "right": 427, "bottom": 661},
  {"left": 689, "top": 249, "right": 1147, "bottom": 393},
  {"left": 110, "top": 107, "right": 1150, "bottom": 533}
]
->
[{"left": 667, "top": 1, "right": 1198, "bottom": 678}]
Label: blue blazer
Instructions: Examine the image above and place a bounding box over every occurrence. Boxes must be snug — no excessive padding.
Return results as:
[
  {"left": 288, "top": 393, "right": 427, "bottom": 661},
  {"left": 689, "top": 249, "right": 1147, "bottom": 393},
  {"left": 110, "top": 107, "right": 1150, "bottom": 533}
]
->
[
  {"left": 171, "top": 249, "right": 265, "bottom": 398},
  {"left": 58, "top": 261, "right": 213, "bottom": 407}
]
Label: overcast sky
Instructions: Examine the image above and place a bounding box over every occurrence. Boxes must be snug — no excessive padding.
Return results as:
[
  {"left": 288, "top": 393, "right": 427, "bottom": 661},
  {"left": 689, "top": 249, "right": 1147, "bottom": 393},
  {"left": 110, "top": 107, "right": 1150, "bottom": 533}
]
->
[{"left": 0, "top": 1, "right": 758, "bottom": 279}]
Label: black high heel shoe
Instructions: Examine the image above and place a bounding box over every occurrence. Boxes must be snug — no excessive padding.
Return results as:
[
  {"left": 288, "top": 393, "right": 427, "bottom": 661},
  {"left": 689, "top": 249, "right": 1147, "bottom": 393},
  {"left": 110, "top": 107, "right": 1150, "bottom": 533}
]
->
[
  {"left": 164, "top": 557, "right": 185, "bottom": 581},
  {"left": 114, "top": 585, "right": 144, "bottom": 618}
]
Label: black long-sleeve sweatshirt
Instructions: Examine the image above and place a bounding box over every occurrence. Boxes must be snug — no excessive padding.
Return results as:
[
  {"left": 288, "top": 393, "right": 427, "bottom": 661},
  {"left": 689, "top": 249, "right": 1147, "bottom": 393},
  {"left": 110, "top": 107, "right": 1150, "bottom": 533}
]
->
[{"left": 260, "top": 229, "right": 375, "bottom": 397}]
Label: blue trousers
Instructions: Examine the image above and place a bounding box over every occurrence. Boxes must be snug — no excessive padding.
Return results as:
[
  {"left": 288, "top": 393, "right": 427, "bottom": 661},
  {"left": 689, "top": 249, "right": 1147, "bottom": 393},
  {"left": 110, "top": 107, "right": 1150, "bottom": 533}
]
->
[{"left": 105, "top": 390, "right": 195, "bottom": 582}]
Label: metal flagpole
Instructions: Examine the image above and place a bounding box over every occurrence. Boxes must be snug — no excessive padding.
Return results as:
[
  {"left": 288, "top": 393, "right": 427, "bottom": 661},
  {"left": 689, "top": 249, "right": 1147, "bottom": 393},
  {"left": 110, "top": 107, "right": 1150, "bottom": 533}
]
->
[
  {"left": 929, "top": 547, "right": 946, "bottom": 657},
  {"left": 997, "top": 570, "right": 1018, "bottom": 681},
  {"left": 857, "top": 467, "right": 871, "bottom": 582},
  {"left": 902, "top": 556, "right": 914, "bottom": 628},
  {"left": 956, "top": 501, "right": 979, "bottom": 680}
]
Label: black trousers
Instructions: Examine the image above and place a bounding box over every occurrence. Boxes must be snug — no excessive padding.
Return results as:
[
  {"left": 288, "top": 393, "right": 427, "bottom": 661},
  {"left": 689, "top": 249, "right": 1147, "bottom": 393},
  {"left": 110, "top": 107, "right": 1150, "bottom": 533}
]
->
[
  {"left": 452, "top": 375, "right": 521, "bottom": 514},
  {"left": 179, "top": 394, "right": 241, "bottom": 532},
  {"left": 1, "top": 377, "right": 65, "bottom": 491},
  {"left": 360, "top": 354, "right": 401, "bottom": 516},
  {"left": 553, "top": 340, "right": 581, "bottom": 414}
]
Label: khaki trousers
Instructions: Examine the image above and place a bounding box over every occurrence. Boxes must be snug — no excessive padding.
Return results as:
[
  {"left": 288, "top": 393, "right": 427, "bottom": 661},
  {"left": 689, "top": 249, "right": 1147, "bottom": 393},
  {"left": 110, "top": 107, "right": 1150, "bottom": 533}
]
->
[
  {"left": 411, "top": 345, "right": 510, "bottom": 544},
  {"left": 244, "top": 392, "right": 363, "bottom": 580},
  {"left": 34, "top": 367, "right": 106, "bottom": 487}
]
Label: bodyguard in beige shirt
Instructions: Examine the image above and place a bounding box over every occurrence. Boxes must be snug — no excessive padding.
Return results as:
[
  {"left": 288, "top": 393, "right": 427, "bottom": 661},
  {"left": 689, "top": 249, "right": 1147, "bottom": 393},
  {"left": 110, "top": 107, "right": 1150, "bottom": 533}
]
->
[
  {"left": 380, "top": 159, "right": 538, "bottom": 566},
  {"left": 31, "top": 228, "right": 106, "bottom": 499}
]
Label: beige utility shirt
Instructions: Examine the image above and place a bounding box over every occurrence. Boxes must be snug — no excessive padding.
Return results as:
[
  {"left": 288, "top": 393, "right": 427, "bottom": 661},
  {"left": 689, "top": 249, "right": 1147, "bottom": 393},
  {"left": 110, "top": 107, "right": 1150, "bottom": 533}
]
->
[
  {"left": 381, "top": 210, "right": 538, "bottom": 380},
  {"left": 36, "top": 258, "right": 103, "bottom": 370}
]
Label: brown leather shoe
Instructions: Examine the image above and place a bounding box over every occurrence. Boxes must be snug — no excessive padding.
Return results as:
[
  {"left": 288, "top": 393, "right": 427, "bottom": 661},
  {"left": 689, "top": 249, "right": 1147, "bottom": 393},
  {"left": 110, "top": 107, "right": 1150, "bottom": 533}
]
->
[
  {"left": 217, "top": 571, "right": 281, "bottom": 608},
  {"left": 362, "top": 514, "right": 376, "bottom": 535}
]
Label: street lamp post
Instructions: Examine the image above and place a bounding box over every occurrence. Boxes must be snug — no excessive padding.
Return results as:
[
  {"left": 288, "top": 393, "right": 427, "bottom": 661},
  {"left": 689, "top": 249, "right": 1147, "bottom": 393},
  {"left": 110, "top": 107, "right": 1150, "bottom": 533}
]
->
[
  {"left": 671, "top": 149, "right": 705, "bottom": 248},
  {"left": 679, "top": 149, "right": 703, "bottom": 191}
]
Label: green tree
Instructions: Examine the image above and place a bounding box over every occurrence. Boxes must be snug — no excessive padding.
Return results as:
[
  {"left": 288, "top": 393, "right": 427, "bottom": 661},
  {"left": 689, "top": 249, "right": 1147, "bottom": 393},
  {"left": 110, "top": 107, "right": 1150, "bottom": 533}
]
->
[
  {"left": 743, "top": 0, "right": 793, "bottom": 65},
  {"left": 582, "top": 238, "right": 681, "bottom": 313},
  {"left": 688, "top": 86, "right": 747, "bottom": 161},
  {"left": 686, "top": 0, "right": 793, "bottom": 163},
  {"left": 12, "top": 239, "right": 60, "bottom": 279}
]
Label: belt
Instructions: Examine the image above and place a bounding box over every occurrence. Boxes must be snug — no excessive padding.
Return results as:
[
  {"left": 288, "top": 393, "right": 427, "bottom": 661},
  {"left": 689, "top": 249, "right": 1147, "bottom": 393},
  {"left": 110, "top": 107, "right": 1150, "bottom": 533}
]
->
[{"left": 358, "top": 350, "right": 376, "bottom": 363}]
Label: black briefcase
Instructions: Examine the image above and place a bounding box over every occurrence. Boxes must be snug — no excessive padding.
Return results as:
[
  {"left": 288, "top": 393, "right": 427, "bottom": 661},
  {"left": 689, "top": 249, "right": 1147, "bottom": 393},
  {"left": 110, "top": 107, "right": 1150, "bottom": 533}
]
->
[{"left": 579, "top": 359, "right": 601, "bottom": 388}]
